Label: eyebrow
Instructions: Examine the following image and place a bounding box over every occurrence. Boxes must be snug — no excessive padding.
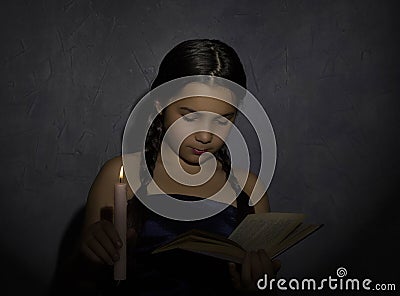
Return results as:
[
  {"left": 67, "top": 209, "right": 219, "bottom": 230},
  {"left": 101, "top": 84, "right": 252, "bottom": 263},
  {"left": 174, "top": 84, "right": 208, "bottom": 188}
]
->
[{"left": 179, "top": 107, "right": 235, "bottom": 117}]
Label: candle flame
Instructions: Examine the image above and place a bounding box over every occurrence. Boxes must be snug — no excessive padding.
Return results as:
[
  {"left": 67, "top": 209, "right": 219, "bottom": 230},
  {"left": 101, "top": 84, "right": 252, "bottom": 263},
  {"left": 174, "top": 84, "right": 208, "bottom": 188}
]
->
[{"left": 119, "top": 166, "right": 123, "bottom": 183}]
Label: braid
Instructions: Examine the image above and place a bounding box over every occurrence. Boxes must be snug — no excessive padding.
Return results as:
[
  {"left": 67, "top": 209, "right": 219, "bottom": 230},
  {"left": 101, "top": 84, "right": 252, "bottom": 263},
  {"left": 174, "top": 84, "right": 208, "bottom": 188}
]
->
[
  {"left": 216, "top": 144, "right": 253, "bottom": 223},
  {"left": 127, "top": 112, "right": 164, "bottom": 233},
  {"left": 215, "top": 144, "right": 243, "bottom": 196},
  {"left": 143, "top": 113, "right": 164, "bottom": 178}
]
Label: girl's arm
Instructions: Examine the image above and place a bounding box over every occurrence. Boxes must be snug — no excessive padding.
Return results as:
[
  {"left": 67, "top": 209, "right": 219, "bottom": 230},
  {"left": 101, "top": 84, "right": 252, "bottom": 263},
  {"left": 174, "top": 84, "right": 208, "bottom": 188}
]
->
[
  {"left": 51, "top": 156, "right": 134, "bottom": 294},
  {"left": 83, "top": 156, "right": 124, "bottom": 230},
  {"left": 229, "top": 171, "right": 280, "bottom": 295},
  {"left": 242, "top": 171, "right": 270, "bottom": 214}
]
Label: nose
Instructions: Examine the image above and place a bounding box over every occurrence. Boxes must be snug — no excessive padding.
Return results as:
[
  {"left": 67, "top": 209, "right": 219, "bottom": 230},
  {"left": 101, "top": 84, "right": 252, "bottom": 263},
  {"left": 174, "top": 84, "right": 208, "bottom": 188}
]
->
[{"left": 195, "top": 131, "right": 213, "bottom": 144}]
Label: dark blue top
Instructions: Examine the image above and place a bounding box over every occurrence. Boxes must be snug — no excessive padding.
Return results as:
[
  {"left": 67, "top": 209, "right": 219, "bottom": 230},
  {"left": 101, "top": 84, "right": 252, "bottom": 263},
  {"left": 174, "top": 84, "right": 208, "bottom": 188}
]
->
[{"left": 104, "top": 192, "right": 254, "bottom": 296}]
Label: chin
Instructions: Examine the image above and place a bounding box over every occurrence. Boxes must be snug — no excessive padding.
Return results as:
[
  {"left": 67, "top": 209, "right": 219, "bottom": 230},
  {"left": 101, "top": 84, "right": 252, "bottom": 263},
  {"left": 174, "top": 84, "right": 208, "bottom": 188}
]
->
[{"left": 178, "top": 154, "right": 199, "bottom": 165}]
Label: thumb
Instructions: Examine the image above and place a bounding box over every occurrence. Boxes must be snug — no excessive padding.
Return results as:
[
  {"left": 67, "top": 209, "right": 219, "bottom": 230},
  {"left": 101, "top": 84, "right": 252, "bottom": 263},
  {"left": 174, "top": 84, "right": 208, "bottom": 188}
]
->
[{"left": 228, "top": 262, "right": 241, "bottom": 290}]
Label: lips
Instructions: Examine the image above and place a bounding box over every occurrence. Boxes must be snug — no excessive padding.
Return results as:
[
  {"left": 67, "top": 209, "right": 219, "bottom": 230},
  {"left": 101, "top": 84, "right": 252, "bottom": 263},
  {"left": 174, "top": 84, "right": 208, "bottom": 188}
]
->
[{"left": 192, "top": 148, "right": 208, "bottom": 155}]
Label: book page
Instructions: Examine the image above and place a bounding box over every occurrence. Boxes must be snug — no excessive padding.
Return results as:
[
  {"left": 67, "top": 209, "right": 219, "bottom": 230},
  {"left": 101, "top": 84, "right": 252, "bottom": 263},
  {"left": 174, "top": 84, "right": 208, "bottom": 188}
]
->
[
  {"left": 228, "top": 212, "right": 304, "bottom": 253},
  {"left": 152, "top": 235, "right": 246, "bottom": 263},
  {"left": 153, "top": 232, "right": 242, "bottom": 253},
  {"left": 269, "top": 224, "right": 323, "bottom": 258}
]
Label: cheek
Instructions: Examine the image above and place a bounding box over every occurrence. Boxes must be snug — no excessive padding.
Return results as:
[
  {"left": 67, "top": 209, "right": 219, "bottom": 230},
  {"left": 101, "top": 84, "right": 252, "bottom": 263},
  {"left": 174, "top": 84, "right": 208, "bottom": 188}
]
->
[
  {"left": 211, "top": 125, "right": 232, "bottom": 144},
  {"left": 162, "top": 120, "right": 195, "bottom": 149},
  {"left": 213, "top": 136, "right": 226, "bottom": 149}
]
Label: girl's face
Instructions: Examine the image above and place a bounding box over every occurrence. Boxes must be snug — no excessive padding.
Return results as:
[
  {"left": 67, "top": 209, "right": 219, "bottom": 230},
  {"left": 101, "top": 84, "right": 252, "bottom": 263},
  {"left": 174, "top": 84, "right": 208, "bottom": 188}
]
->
[{"left": 160, "top": 96, "right": 237, "bottom": 168}]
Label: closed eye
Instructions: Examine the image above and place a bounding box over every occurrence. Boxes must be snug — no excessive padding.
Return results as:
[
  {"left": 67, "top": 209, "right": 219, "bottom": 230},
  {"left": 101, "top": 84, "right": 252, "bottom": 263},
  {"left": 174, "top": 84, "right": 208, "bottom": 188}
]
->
[
  {"left": 216, "top": 118, "right": 229, "bottom": 125},
  {"left": 182, "top": 114, "right": 198, "bottom": 121}
]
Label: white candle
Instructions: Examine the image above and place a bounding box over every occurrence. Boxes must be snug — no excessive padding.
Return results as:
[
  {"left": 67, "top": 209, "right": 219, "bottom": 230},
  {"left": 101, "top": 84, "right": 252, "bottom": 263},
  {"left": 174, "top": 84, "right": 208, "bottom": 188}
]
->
[{"left": 114, "top": 165, "right": 127, "bottom": 280}]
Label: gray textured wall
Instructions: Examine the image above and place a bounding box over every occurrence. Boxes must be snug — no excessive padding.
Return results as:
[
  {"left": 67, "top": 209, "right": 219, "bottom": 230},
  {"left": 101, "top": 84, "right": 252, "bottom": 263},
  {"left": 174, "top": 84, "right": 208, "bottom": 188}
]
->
[{"left": 1, "top": 0, "right": 398, "bottom": 295}]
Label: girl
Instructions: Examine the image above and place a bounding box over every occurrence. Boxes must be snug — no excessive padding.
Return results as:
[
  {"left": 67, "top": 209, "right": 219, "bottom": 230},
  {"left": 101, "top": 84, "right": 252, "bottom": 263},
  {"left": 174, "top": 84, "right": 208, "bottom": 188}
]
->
[{"left": 55, "top": 39, "right": 280, "bottom": 296}]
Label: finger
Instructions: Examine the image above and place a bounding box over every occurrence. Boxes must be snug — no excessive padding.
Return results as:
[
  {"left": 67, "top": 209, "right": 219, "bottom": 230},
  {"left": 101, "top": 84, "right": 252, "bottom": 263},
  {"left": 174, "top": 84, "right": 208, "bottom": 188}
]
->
[
  {"left": 241, "top": 252, "right": 252, "bottom": 288},
  {"left": 96, "top": 224, "right": 121, "bottom": 259},
  {"left": 257, "top": 249, "right": 269, "bottom": 274},
  {"left": 250, "top": 250, "right": 264, "bottom": 282},
  {"left": 228, "top": 262, "right": 241, "bottom": 290},
  {"left": 259, "top": 250, "right": 276, "bottom": 276},
  {"left": 81, "top": 243, "right": 103, "bottom": 265},
  {"left": 95, "top": 231, "right": 120, "bottom": 263},
  {"left": 86, "top": 235, "right": 115, "bottom": 265},
  {"left": 86, "top": 237, "right": 113, "bottom": 265},
  {"left": 101, "top": 220, "right": 123, "bottom": 248},
  {"left": 228, "top": 262, "right": 240, "bottom": 280}
]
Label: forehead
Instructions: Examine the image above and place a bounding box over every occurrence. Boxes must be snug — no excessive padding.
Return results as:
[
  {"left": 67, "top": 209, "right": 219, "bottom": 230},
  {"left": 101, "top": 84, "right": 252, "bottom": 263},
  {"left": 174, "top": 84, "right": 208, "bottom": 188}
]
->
[
  {"left": 168, "top": 82, "right": 237, "bottom": 112},
  {"left": 170, "top": 96, "right": 236, "bottom": 113}
]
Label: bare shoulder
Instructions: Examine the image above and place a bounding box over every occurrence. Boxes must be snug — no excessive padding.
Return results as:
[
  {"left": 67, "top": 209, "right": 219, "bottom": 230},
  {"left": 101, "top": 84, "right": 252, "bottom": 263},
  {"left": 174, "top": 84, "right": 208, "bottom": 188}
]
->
[
  {"left": 102, "top": 155, "right": 123, "bottom": 176},
  {"left": 233, "top": 167, "right": 270, "bottom": 213}
]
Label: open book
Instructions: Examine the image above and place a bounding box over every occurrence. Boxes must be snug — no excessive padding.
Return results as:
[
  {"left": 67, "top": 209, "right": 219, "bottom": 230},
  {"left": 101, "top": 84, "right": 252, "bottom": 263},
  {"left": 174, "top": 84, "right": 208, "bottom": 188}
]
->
[{"left": 152, "top": 212, "right": 322, "bottom": 264}]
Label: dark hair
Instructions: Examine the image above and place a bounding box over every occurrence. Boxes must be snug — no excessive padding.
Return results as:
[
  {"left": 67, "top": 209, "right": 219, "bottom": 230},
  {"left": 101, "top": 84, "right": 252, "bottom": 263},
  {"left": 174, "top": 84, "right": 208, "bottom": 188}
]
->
[
  {"left": 127, "top": 39, "right": 248, "bottom": 232},
  {"left": 151, "top": 39, "right": 246, "bottom": 89}
]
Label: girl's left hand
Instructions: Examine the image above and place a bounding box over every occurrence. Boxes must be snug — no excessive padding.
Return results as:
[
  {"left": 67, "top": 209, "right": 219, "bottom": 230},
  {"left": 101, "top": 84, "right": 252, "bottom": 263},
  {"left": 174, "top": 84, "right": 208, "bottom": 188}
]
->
[{"left": 228, "top": 250, "right": 281, "bottom": 294}]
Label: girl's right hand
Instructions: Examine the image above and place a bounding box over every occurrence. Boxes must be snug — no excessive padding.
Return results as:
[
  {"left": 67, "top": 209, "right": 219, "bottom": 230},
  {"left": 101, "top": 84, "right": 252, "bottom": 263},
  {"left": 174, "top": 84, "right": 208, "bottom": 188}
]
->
[{"left": 80, "top": 220, "right": 123, "bottom": 266}]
